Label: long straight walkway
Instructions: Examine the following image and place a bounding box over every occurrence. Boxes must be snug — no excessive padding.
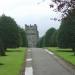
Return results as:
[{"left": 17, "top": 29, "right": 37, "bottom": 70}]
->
[{"left": 25, "top": 48, "right": 75, "bottom": 75}]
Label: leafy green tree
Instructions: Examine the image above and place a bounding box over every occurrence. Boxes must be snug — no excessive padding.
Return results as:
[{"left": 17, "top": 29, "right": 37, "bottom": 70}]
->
[
  {"left": 57, "top": 9, "right": 75, "bottom": 55},
  {"left": 0, "top": 14, "right": 20, "bottom": 54},
  {"left": 0, "top": 37, "right": 5, "bottom": 56},
  {"left": 19, "top": 27, "right": 28, "bottom": 47},
  {"left": 45, "top": 28, "right": 56, "bottom": 47},
  {"left": 37, "top": 36, "right": 45, "bottom": 48},
  {"left": 50, "top": 30, "right": 58, "bottom": 47},
  {"left": 37, "top": 28, "right": 57, "bottom": 47}
]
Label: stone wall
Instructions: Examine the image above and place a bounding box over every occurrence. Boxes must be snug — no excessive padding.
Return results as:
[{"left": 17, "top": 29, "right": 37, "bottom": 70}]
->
[{"left": 25, "top": 24, "right": 39, "bottom": 47}]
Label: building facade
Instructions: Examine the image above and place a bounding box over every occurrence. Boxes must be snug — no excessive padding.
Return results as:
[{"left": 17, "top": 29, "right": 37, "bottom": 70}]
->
[{"left": 25, "top": 24, "right": 39, "bottom": 47}]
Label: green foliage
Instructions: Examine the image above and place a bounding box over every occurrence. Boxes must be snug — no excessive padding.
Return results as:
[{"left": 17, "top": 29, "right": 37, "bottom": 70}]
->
[
  {"left": 58, "top": 9, "right": 75, "bottom": 48},
  {"left": 0, "top": 38, "right": 5, "bottom": 56},
  {"left": 37, "top": 36, "right": 45, "bottom": 48},
  {"left": 45, "top": 27, "right": 56, "bottom": 47},
  {"left": 37, "top": 28, "right": 57, "bottom": 47},
  {"left": 57, "top": 9, "right": 75, "bottom": 55},
  {"left": 0, "top": 14, "right": 20, "bottom": 49},
  {"left": 19, "top": 27, "right": 28, "bottom": 47},
  {"left": 50, "top": 30, "right": 58, "bottom": 47}
]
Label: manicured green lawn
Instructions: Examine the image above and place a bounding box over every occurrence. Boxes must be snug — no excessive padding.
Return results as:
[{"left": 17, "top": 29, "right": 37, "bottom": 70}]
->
[
  {"left": 48, "top": 47, "right": 75, "bottom": 65},
  {"left": 0, "top": 47, "right": 26, "bottom": 75}
]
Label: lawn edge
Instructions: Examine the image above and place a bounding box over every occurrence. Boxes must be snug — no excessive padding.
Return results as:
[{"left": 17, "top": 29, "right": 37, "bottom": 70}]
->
[
  {"left": 19, "top": 48, "right": 27, "bottom": 75},
  {"left": 48, "top": 48, "right": 75, "bottom": 70}
]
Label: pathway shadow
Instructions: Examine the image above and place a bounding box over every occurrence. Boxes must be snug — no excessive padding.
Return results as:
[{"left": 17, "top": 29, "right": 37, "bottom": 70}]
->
[
  {"left": 57, "top": 49, "right": 72, "bottom": 52},
  {"left": 6, "top": 50, "right": 22, "bottom": 52},
  {"left": 0, "top": 54, "right": 8, "bottom": 56},
  {"left": 0, "top": 63, "right": 4, "bottom": 65}
]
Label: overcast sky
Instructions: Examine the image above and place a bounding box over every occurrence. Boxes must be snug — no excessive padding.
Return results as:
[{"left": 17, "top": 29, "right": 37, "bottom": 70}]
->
[{"left": 0, "top": 0, "right": 61, "bottom": 37}]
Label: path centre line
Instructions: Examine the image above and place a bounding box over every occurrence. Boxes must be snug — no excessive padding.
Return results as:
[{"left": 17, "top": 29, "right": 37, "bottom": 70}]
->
[
  {"left": 25, "top": 67, "right": 33, "bottom": 75},
  {"left": 26, "top": 58, "right": 32, "bottom": 62}
]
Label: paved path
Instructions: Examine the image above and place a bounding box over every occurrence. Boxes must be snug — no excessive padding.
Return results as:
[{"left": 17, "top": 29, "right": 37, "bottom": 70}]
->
[{"left": 25, "top": 48, "right": 75, "bottom": 75}]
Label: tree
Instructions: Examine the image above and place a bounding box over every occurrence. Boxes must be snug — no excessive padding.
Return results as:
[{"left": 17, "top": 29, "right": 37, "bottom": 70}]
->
[
  {"left": 45, "top": 28, "right": 56, "bottom": 47},
  {"left": 37, "top": 36, "right": 45, "bottom": 48},
  {"left": 0, "top": 37, "right": 5, "bottom": 56},
  {"left": 37, "top": 28, "right": 57, "bottom": 47},
  {"left": 0, "top": 14, "right": 20, "bottom": 55},
  {"left": 57, "top": 9, "right": 75, "bottom": 55},
  {"left": 19, "top": 27, "right": 28, "bottom": 47},
  {"left": 51, "top": 0, "right": 75, "bottom": 17},
  {"left": 50, "top": 30, "right": 58, "bottom": 47}
]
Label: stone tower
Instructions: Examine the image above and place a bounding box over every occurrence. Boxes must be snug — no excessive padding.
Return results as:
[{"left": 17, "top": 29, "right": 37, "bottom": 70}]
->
[{"left": 25, "top": 24, "right": 39, "bottom": 47}]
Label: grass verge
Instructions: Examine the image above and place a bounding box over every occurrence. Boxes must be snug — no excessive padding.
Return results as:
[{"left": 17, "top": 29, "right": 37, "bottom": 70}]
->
[
  {"left": 0, "top": 47, "right": 26, "bottom": 75},
  {"left": 48, "top": 47, "right": 75, "bottom": 65}
]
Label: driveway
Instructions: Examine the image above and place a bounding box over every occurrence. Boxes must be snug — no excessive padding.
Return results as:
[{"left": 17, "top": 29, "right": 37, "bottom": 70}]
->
[{"left": 25, "top": 48, "right": 75, "bottom": 75}]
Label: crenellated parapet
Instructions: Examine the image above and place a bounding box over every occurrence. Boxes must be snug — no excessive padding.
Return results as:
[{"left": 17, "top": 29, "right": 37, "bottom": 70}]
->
[{"left": 25, "top": 24, "right": 39, "bottom": 47}]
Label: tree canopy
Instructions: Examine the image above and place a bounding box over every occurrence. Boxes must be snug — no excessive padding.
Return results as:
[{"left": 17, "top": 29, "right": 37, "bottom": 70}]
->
[
  {"left": 45, "top": 27, "right": 56, "bottom": 47},
  {"left": 57, "top": 9, "right": 75, "bottom": 55},
  {"left": 51, "top": 0, "right": 75, "bottom": 16},
  {"left": 19, "top": 27, "right": 28, "bottom": 47},
  {"left": 0, "top": 15, "right": 20, "bottom": 55},
  {"left": 37, "top": 36, "right": 45, "bottom": 48},
  {"left": 50, "top": 30, "right": 58, "bottom": 47},
  {"left": 37, "top": 28, "right": 57, "bottom": 47}
]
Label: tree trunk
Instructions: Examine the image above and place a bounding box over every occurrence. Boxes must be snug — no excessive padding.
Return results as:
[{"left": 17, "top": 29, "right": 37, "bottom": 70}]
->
[
  {"left": 0, "top": 38, "right": 6, "bottom": 56},
  {"left": 4, "top": 47, "right": 7, "bottom": 51},
  {"left": 0, "top": 47, "right": 6, "bottom": 56},
  {"left": 72, "top": 48, "right": 75, "bottom": 56}
]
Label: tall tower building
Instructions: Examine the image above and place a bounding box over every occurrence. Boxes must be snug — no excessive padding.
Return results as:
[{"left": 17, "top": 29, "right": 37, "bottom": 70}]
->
[{"left": 25, "top": 24, "right": 39, "bottom": 47}]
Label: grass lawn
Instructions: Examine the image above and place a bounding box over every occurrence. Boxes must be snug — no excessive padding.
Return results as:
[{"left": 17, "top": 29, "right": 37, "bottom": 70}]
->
[
  {"left": 48, "top": 47, "right": 75, "bottom": 65},
  {"left": 0, "top": 47, "right": 26, "bottom": 75}
]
